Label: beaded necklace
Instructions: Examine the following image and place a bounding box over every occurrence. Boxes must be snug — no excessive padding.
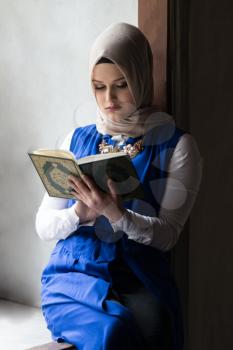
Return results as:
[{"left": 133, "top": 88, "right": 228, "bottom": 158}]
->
[{"left": 98, "top": 135, "right": 144, "bottom": 159}]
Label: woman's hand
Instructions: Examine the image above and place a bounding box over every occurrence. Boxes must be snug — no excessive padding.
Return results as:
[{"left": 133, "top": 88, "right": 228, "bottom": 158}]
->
[
  {"left": 74, "top": 200, "right": 99, "bottom": 224},
  {"left": 68, "top": 174, "right": 125, "bottom": 223}
]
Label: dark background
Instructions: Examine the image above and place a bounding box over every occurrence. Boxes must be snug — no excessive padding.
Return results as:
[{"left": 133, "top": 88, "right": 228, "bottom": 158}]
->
[{"left": 140, "top": 0, "right": 233, "bottom": 348}]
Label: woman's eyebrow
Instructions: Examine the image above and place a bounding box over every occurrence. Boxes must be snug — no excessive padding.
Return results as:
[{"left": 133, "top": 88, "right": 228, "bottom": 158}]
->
[{"left": 92, "top": 77, "right": 125, "bottom": 83}]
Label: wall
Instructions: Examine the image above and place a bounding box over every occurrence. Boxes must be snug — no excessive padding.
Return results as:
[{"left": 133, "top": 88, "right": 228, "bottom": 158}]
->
[{"left": 0, "top": 0, "right": 137, "bottom": 307}]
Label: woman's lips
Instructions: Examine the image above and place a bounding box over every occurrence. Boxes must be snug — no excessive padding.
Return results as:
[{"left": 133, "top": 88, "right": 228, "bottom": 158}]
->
[{"left": 106, "top": 106, "right": 121, "bottom": 111}]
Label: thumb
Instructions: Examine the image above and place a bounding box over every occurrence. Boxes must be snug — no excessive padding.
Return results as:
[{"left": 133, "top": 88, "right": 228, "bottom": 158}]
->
[{"left": 107, "top": 178, "right": 118, "bottom": 199}]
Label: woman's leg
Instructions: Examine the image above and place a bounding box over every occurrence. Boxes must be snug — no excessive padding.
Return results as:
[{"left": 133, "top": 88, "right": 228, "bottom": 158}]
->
[
  {"left": 42, "top": 295, "right": 146, "bottom": 350},
  {"left": 115, "top": 285, "right": 172, "bottom": 350}
]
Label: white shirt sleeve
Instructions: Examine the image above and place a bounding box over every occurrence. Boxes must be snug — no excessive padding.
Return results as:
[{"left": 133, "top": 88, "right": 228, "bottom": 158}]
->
[
  {"left": 110, "top": 134, "right": 203, "bottom": 251},
  {"left": 35, "top": 130, "right": 80, "bottom": 241}
]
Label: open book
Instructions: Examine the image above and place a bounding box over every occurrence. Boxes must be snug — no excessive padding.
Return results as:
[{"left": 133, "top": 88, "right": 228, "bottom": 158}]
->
[{"left": 28, "top": 149, "right": 144, "bottom": 201}]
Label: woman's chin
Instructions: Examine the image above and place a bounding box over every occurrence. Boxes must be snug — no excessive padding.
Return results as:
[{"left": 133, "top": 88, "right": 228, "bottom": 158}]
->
[
  {"left": 105, "top": 109, "right": 136, "bottom": 120},
  {"left": 103, "top": 111, "right": 125, "bottom": 122}
]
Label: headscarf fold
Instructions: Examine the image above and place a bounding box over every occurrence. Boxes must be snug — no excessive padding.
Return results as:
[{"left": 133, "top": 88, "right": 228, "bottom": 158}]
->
[{"left": 89, "top": 22, "right": 173, "bottom": 137}]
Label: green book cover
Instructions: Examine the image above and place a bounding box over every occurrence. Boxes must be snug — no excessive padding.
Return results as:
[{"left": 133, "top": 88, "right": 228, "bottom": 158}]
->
[{"left": 28, "top": 149, "right": 144, "bottom": 201}]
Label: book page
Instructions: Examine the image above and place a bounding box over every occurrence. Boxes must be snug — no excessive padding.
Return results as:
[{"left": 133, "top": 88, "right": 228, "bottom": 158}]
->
[
  {"left": 77, "top": 151, "right": 126, "bottom": 165},
  {"left": 32, "top": 149, "right": 74, "bottom": 159}
]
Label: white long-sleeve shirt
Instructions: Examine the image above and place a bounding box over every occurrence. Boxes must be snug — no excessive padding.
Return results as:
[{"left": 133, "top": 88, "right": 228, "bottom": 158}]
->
[{"left": 35, "top": 129, "right": 203, "bottom": 251}]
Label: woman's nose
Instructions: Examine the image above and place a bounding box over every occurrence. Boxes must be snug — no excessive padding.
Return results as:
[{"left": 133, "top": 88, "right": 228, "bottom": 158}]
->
[{"left": 105, "top": 88, "right": 117, "bottom": 102}]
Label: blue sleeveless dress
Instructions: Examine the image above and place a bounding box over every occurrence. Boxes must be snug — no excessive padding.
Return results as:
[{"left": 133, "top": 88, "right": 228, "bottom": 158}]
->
[{"left": 41, "top": 123, "right": 184, "bottom": 350}]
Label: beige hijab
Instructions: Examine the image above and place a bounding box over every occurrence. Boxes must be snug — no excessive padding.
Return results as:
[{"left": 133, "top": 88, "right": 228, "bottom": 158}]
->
[{"left": 89, "top": 22, "right": 173, "bottom": 137}]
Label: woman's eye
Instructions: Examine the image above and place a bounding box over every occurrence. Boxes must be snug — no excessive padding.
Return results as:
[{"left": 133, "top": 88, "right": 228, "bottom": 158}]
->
[
  {"left": 94, "top": 82, "right": 127, "bottom": 90},
  {"left": 116, "top": 82, "right": 127, "bottom": 89},
  {"left": 95, "top": 85, "right": 105, "bottom": 90}
]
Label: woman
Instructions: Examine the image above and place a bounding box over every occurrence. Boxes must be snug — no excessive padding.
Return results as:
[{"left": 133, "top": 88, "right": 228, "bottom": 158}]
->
[{"left": 36, "top": 23, "right": 202, "bottom": 350}]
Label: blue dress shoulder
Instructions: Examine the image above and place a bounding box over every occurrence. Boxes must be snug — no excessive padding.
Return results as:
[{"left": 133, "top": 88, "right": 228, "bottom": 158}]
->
[{"left": 41, "top": 123, "right": 185, "bottom": 350}]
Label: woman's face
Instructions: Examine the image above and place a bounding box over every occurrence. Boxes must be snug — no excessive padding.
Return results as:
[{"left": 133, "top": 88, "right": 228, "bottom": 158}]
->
[{"left": 92, "top": 63, "right": 136, "bottom": 121}]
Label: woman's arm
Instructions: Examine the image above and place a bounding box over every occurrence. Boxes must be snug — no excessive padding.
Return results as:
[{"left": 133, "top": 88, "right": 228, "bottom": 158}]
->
[
  {"left": 110, "top": 134, "right": 203, "bottom": 251},
  {"left": 35, "top": 193, "right": 80, "bottom": 241}
]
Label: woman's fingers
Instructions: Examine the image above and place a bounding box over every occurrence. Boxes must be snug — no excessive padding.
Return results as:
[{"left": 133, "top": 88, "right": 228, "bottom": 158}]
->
[
  {"left": 107, "top": 178, "right": 123, "bottom": 209},
  {"left": 68, "top": 175, "right": 86, "bottom": 201},
  {"left": 107, "top": 178, "right": 118, "bottom": 199},
  {"left": 80, "top": 174, "right": 97, "bottom": 191},
  {"left": 68, "top": 174, "right": 101, "bottom": 205},
  {"left": 68, "top": 174, "right": 123, "bottom": 219},
  {"left": 68, "top": 175, "right": 82, "bottom": 185},
  {"left": 68, "top": 175, "right": 87, "bottom": 192},
  {"left": 69, "top": 174, "right": 98, "bottom": 192},
  {"left": 74, "top": 200, "right": 99, "bottom": 223},
  {"left": 107, "top": 178, "right": 114, "bottom": 195}
]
